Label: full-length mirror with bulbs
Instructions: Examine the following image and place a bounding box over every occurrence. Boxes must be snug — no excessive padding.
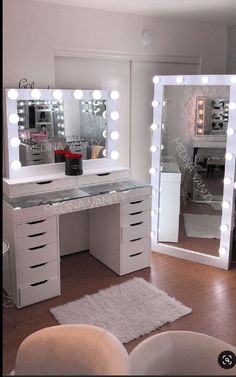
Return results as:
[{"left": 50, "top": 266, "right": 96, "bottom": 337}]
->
[
  {"left": 150, "top": 75, "right": 236, "bottom": 269},
  {"left": 5, "top": 89, "right": 120, "bottom": 178}
]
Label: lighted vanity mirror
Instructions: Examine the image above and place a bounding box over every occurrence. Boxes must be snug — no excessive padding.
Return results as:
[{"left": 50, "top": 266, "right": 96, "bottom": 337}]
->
[
  {"left": 151, "top": 75, "right": 236, "bottom": 269},
  {"left": 5, "top": 89, "right": 120, "bottom": 178}
]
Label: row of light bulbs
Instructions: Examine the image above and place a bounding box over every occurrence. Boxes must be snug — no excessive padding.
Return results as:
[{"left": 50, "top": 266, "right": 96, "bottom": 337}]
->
[
  {"left": 151, "top": 75, "right": 236, "bottom": 258},
  {"left": 7, "top": 89, "right": 120, "bottom": 170}
]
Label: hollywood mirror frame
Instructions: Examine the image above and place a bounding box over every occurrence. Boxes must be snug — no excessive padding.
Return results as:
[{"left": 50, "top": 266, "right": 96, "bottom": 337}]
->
[
  {"left": 150, "top": 75, "right": 236, "bottom": 270},
  {"left": 5, "top": 88, "right": 120, "bottom": 179}
]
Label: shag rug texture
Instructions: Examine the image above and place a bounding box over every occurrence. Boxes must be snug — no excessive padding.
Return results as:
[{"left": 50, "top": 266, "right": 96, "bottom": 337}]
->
[
  {"left": 50, "top": 277, "right": 192, "bottom": 343},
  {"left": 183, "top": 213, "right": 221, "bottom": 239}
]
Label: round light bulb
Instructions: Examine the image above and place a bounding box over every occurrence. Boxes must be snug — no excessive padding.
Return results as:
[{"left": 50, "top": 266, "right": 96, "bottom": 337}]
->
[
  {"left": 52, "top": 90, "right": 63, "bottom": 100},
  {"left": 152, "top": 100, "right": 159, "bottom": 107},
  {"left": 110, "top": 90, "right": 119, "bottom": 100},
  {"left": 198, "top": 100, "right": 204, "bottom": 106},
  {"left": 102, "top": 130, "right": 106, "bottom": 138},
  {"left": 73, "top": 90, "right": 84, "bottom": 100},
  {"left": 226, "top": 128, "right": 235, "bottom": 136},
  {"left": 199, "top": 110, "right": 203, "bottom": 115},
  {"left": 10, "top": 137, "right": 21, "bottom": 147},
  {"left": 220, "top": 224, "right": 228, "bottom": 232},
  {"left": 219, "top": 247, "right": 227, "bottom": 256},
  {"left": 201, "top": 76, "right": 209, "bottom": 84},
  {"left": 229, "top": 102, "right": 236, "bottom": 110},
  {"left": 162, "top": 123, "right": 165, "bottom": 130},
  {"left": 161, "top": 145, "right": 164, "bottom": 150},
  {"left": 110, "top": 150, "right": 119, "bottom": 160},
  {"left": 30, "top": 89, "right": 41, "bottom": 100},
  {"left": 102, "top": 111, "right": 106, "bottom": 119},
  {"left": 102, "top": 149, "right": 107, "bottom": 157},
  {"left": 92, "top": 90, "right": 102, "bottom": 100},
  {"left": 7, "top": 89, "right": 19, "bottom": 100},
  {"left": 110, "top": 111, "right": 119, "bottom": 120},
  {"left": 150, "top": 145, "right": 157, "bottom": 152},
  {"left": 152, "top": 76, "right": 160, "bottom": 84},
  {"left": 224, "top": 177, "right": 232, "bottom": 185},
  {"left": 176, "top": 76, "right": 184, "bottom": 84},
  {"left": 151, "top": 210, "right": 156, "bottom": 217},
  {"left": 11, "top": 160, "right": 21, "bottom": 170},
  {"left": 222, "top": 201, "right": 230, "bottom": 209},
  {"left": 149, "top": 167, "right": 156, "bottom": 175},
  {"left": 9, "top": 113, "right": 19, "bottom": 124},
  {"left": 225, "top": 153, "right": 233, "bottom": 161},
  {"left": 152, "top": 189, "right": 156, "bottom": 196},
  {"left": 110, "top": 131, "right": 119, "bottom": 140},
  {"left": 230, "top": 76, "right": 236, "bottom": 83},
  {"left": 150, "top": 123, "right": 157, "bottom": 130}
]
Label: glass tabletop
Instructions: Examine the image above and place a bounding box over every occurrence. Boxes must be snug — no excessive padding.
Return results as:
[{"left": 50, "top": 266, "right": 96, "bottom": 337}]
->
[{"left": 3, "top": 180, "right": 151, "bottom": 209}]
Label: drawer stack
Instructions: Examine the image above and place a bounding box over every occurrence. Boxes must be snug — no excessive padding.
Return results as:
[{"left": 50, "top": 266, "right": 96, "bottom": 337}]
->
[
  {"left": 15, "top": 217, "right": 60, "bottom": 307},
  {"left": 120, "top": 197, "right": 151, "bottom": 275}
]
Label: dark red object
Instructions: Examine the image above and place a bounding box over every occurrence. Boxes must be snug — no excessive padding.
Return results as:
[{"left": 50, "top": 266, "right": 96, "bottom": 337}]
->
[{"left": 65, "top": 152, "right": 83, "bottom": 159}]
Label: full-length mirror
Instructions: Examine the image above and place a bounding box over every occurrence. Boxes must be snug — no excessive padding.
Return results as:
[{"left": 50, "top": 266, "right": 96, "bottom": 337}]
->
[
  {"left": 151, "top": 75, "right": 236, "bottom": 270},
  {"left": 5, "top": 89, "right": 120, "bottom": 178},
  {"left": 160, "top": 85, "right": 229, "bottom": 258}
]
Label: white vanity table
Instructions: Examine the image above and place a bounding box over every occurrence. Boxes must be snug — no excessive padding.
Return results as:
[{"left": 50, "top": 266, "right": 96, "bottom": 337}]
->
[{"left": 3, "top": 169, "right": 152, "bottom": 308}]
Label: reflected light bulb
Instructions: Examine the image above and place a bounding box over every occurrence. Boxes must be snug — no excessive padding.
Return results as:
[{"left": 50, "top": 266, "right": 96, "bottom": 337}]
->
[
  {"left": 152, "top": 76, "right": 160, "bottom": 84},
  {"left": 92, "top": 90, "right": 102, "bottom": 100},
  {"left": 52, "top": 90, "right": 63, "bottom": 100},
  {"left": 222, "top": 201, "right": 230, "bottom": 209},
  {"left": 149, "top": 168, "right": 156, "bottom": 175},
  {"left": 229, "top": 102, "right": 236, "bottom": 110},
  {"left": 176, "top": 76, "right": 184, "bottom": 84},
  {"left": 225, "top": 153, "right": 233, "bottom": 161},
  {"left": 220, "top": 224, "right": 228, "bottom": 232},
  {"left": 226, "top": 128, "right": 235, "bottom": 136},
  {"left": 201, "top": 76, "right": 209, "bottom": 84},
  {"left": 150, "top": 145, "right": 157, "bottom": 152},
  {"left": 219, "top": 247, "right": 227, "bottom": 256},
  {"left": 152, "top": 100, "right": 159, "bottom": 107}
]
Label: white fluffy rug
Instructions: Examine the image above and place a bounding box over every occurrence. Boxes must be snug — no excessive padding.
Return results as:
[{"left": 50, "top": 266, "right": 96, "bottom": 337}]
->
[
  {"left": 183, "top": 213, "right": 221, "bottom": 239},
  {"left": 50, "top": 277, "right": 192, "bottom": 343}
]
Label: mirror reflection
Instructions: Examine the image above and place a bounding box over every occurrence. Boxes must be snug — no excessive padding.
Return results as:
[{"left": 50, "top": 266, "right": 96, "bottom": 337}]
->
[
  {"left": 159, "top": 85, "right": 230, "bottom": 257},
  {"left": 17, "top": 99, "right": 107, "bottom": 166}
]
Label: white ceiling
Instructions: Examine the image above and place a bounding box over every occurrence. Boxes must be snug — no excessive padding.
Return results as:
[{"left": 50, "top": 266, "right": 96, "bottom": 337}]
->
[{"left": 33, "top": 0, "right": 236, "bottom": 26}]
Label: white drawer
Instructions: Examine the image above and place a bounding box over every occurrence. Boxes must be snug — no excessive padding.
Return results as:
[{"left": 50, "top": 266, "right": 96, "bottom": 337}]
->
[
  {"left": 19, "top": 277, "right": 61, "bottom": 308},
  {"left": 121, "top": 237, "right": 150, "bottom": 258},
  {"left": 18, "top": 260, "right": 58, "bottom": 287},
  {"left": 122, "top": 210, "right": 150, "bottom": 226},
  {"left": 9, "top": 170, "right": 129, "bottom": 197},
  {"left": 16, "top": 217, "right": 57, "bottom": 237},
  {"left": 120, "top": 251, "right": 150, "bottom": 275},
  {"left": 17, "top": 230, "right": 58, "bottom": 251},
  {"left": 11, "top": 177, "right": 78, "bottom": 197},
  {"left": 122, "top": 198, "right": 152, "bottom": 215},
  {"left": 122, "top": 218, "right": 151, "bottom": 242},
  {"left": 18, "top": 243, "right": 59, "bottom": 269}
]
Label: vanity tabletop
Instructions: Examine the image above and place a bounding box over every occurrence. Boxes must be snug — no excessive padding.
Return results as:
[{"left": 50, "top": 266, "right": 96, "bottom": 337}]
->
[{"left": 3, "top": 180, "right": 151, "bottom": 209}]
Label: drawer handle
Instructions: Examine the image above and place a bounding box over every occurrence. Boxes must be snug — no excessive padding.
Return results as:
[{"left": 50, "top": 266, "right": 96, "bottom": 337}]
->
[
  {"left": 130, "top": 222, "right": 143, "bottom": 227},
  {"left": 96, "top": 173, "right": 111, "bottom": 176},
  {"left": 130, "top": 238, "right": 142, "bottom": 242},
  {"left": 28, "top": 232, "right": 46, "bottom": 238},
  {"left": 29, "top": 244, "right": 47, "bottom": 250},
  {"left": 30, "top": 262, "right": 47, "bottom": 269},
  {"left": 30, "top": 280, "right": 48, "bottom": 287},
  {"left": 36, "top": 181, "right": 53, "bottom": 185},
  {"left": 32, "top": 159, "right": 41, "bottom": 162},
  {"left": 27, "top": 219, "right": 46, "bottom": 225},
  {"left": 130, "top": 252, "right": 142, "bottom": 257},
  {"left": 32, "top": 153, "right": 40, "bottom": 156},
  {"left": 130, "top": 200, "right": 143, "bottom": 205},
  {"left": 130, "top": 211, "right": 143, "bottom": 216}
]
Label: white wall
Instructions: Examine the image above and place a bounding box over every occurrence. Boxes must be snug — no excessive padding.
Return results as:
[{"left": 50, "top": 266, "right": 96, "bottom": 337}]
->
[
  {"left": 3, "top": 0, "right": 228, "bottom": 90},
  {"left": 227, "top": 25, "right": 236, "bottom": 73}
]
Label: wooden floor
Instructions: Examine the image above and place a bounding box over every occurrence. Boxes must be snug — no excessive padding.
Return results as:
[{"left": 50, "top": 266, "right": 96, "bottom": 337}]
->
[
  {"left": 164, "top": 200, "right": 221, "bottom": 256},
  {"left": 3, "top": 251, "right": 236, "bottom": 375}
]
